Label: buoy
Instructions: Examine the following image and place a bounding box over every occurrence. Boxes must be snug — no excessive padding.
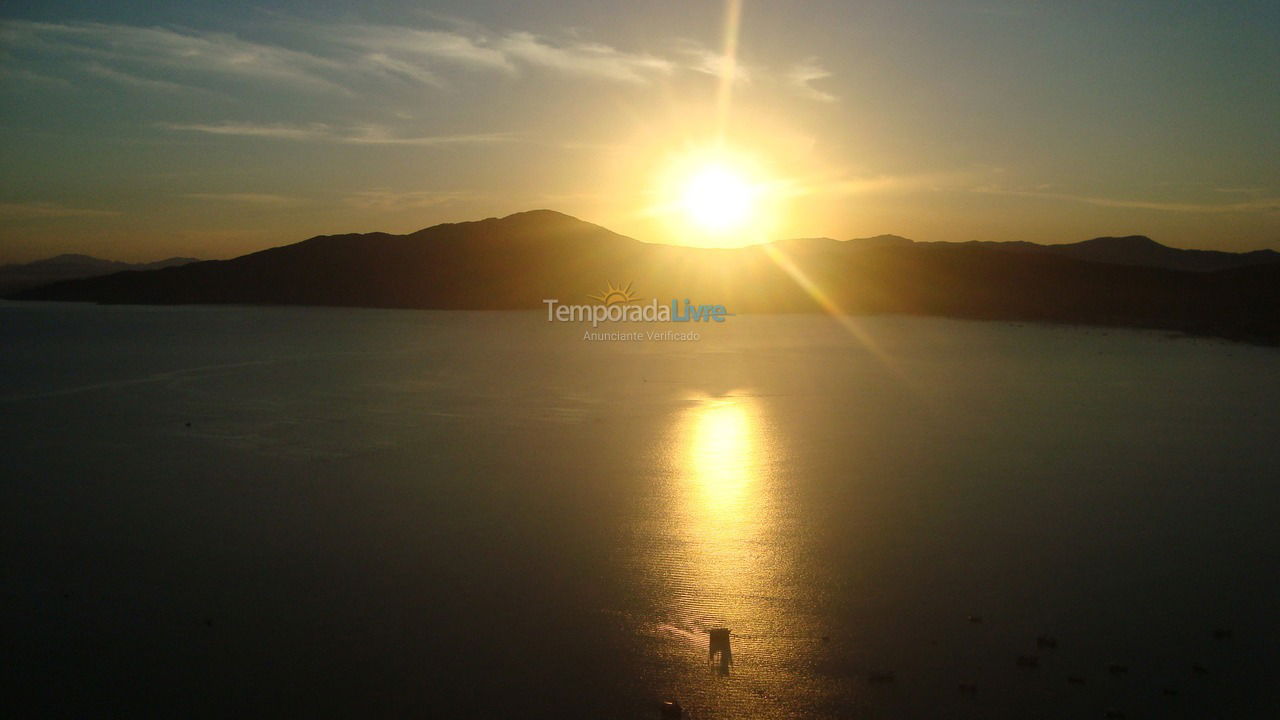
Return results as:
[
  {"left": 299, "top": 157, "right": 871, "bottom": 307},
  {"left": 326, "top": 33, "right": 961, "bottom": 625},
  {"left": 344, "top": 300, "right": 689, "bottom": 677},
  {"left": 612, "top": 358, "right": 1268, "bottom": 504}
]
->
[{"left": 660, "top": 700, "right": 682, "bottom": 719}]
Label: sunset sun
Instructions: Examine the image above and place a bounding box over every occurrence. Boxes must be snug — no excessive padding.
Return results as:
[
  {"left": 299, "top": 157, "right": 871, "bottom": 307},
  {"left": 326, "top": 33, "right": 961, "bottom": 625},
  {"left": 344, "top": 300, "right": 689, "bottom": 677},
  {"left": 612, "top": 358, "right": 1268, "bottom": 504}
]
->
[
  {"left": 680, "top": 164, "right": 756, "bottom": 232},
  {"left": 648, "top": 146, "right": 780, "bottom": 245}
]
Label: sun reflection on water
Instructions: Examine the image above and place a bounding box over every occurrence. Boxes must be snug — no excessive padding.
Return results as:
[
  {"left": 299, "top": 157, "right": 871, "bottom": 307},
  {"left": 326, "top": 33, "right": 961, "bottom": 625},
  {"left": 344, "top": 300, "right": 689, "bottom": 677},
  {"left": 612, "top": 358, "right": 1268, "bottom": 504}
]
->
[
  {"left": 659, "top": 393, "right": 785, "bottom": 668},
  {"left": 687, "top": 396, "right": 757, "bottom": 517}
]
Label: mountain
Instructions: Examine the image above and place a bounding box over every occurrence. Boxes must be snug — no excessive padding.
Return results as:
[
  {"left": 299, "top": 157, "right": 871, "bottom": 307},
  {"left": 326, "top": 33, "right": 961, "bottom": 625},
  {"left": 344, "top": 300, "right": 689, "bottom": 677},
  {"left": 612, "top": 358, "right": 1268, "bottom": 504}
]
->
[
  {"left": 849, "top": 234, "right": 916, "bottom": 250},
  {"left": 0, "top": 254, "right": 199, "bottom": 295},
  {"left": 10, "top": 210, "right": 1280, "bottom": 344},
  {"left": 798, "top": 233, "right": 1278, "bottom": 272},
  {"left": 939, "top": 235, "right": 1279, "bottom": 272}
]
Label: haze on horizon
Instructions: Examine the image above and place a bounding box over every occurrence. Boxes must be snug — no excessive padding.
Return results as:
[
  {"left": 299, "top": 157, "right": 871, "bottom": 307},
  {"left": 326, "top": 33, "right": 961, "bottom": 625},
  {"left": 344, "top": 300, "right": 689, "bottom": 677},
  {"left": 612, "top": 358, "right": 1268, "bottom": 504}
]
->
[{"left": 1, "top": 0, "right": 1277, "bottom": 264}]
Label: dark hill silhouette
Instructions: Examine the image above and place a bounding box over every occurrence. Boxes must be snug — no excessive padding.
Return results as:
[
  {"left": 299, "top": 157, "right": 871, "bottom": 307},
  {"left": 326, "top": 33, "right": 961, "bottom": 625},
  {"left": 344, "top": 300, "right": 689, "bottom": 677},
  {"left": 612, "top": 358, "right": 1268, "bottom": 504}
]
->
[
  {"left": 848, "top": 234, "right": 916, "bottom": 250},
  {"left": 10, "top": 210, "right": 1280, "bottom": 344},
  {"left": 0, "top": 254, "right": 199, "bottom": 295},
  {"left": 939, "top": 235, "right": 1278, "bottom": 272}
]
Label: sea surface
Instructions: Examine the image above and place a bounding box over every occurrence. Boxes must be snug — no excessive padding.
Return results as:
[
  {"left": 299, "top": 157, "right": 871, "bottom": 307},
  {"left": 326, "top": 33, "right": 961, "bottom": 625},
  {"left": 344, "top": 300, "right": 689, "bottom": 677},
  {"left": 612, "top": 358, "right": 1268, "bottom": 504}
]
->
[{"left": 2, "top": 302, "right": 1278, "bottom": 718}]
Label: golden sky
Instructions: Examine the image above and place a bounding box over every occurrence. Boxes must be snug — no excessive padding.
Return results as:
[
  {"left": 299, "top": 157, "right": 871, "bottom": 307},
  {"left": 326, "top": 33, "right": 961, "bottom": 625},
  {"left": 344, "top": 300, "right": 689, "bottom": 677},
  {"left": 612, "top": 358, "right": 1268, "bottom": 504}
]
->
[{"left": 2, "top": 1, "right": 1277, "bottom": 262}]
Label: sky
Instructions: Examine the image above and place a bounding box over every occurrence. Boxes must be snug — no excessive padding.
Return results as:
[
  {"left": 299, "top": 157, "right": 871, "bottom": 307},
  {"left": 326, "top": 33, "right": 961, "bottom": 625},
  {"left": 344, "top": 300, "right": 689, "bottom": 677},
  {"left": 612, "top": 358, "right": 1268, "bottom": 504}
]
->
[{"left": 1, "top": 0, "right": 1277, "bottom": 263}]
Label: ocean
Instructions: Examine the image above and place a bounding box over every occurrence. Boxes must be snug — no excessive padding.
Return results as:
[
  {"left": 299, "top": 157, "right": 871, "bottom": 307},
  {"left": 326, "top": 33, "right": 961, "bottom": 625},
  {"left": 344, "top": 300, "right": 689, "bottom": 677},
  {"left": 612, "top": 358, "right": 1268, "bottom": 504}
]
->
[{"left": 3, "top": 302, "right": 1277, "bottom": 718}]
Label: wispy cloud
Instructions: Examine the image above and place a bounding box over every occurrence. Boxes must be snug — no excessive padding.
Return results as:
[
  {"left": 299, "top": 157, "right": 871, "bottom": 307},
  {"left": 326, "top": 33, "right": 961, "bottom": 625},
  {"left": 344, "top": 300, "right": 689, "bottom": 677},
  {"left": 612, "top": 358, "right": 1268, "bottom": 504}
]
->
[
  {"left": 787, "top": 59, "right": 837, "bottom": 103},
  {"left": 162, "top": 122, "right": 517, "bottom": 146},
  {"left": 497, "top": 31, "right": 674, "bottom": 83},
  {"left": 84, "top": 62, "right": 199, "bottom": 93},
  {"left": 342, "top": 126, "right": 518, "bottom": 146},
  {"left": 330, "top": 25, "right": 514, "bottom": 74},
  {"left": 676, "top": 42, "right": 752, "bottom": 85},
  {"left": 0, "top": 202, "right": 121, "bottom": 219},
  {"left": 162, "top": 122, "right": 331, "bottom": 141},
  {"left": 3, "top": 19, "right": 693, "bottom": 94},
  {"left": 4, "top": 18, "right": 833, "bottom": 99},
  {"left": 976, "top": 187, "right": 1280, "bottom": 214},
  {"left": 793, "top": 168, "right": 989, "bottom": 198},
  {"left": 3, "top": 21, "right": 347, "bottom": 93},
  {"left": 183, "top": 193, "right": 305, "bottom": 206},
  {"left": 343, "top": 190, "right": 473, "bottom": 211}
]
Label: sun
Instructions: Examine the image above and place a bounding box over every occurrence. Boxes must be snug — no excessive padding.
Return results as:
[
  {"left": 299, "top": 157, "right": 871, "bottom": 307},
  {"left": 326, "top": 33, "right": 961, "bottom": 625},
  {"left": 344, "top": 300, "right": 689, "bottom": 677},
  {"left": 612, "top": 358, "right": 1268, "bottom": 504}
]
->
[
  {"left": 680, "top": 163, "right": 756, "bottom": 232},
  {"left": 640, "top": 141, "right": 783, "bottom": 246}
]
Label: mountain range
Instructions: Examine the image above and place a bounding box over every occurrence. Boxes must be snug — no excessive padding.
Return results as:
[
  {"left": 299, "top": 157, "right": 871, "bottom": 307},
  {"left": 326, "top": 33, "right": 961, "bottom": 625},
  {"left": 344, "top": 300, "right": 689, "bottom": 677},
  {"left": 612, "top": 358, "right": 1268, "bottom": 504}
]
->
[
  {"left": 9, "top": 210, "right": 1280, "bottom": 343},
  {"left": 0, "top": 254, "right": 199, "bottom": 295},
  {"left": 924, "top": 235, "right": 1276, "bottom": 273}
]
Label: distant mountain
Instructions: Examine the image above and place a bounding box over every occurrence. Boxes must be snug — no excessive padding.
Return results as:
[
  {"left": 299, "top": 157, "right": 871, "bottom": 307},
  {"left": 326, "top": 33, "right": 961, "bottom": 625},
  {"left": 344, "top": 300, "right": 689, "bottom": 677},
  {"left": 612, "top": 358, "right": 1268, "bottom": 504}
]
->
[
  {"left": 937, "top": 235, "right": 1279, "bottom": 272},
  {"left": 10, "top": 210, "right": 1280, "bottom": 344},
  {"left": 849, "top": 234, "right": 916, "bottom": 250},
  {"left": 791, "top": 233, "right": 1279, "bottom": 272},
  {"left": 0, "top": 254, "right": 199, "bottom": 295}
]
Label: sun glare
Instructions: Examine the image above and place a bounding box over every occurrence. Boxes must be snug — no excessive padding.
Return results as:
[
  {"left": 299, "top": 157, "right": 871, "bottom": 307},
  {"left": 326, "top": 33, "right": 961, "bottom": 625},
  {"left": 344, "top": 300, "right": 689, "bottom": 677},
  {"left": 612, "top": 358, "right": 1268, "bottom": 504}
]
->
[{"left": 680, "top": 164, "right": 755, "bottom": 232}]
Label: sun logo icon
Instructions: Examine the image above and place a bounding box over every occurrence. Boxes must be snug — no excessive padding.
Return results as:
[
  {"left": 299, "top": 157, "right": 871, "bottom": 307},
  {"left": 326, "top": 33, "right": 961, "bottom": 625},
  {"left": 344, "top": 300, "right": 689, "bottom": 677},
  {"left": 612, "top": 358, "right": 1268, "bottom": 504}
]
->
[{"left": 589, "top": 281, "right": 640, "bottom": 306}]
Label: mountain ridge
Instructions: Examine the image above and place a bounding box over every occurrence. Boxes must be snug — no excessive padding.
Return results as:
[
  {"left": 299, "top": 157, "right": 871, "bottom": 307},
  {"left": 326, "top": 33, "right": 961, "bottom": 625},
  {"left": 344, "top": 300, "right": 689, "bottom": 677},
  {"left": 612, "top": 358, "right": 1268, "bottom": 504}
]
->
[
  {"left": 0, "top": 254, "right": 199, "bottom": 295},
  {"left": 10, "top": 210, "right": 1280, "bottom": 344},
  {"left": 937, "top": 234, "right": 1279, "bottom": 272}
]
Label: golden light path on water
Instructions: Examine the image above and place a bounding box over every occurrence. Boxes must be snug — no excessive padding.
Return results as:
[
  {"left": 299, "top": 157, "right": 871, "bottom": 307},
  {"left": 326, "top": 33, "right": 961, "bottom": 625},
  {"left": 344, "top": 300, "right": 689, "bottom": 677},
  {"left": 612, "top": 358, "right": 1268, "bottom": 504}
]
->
[
  {"left": 681, "top": 395, "right": 764, "bottom": 626},
  {"left": 645, "top": 392, "right": 822, "bottom": 716}
]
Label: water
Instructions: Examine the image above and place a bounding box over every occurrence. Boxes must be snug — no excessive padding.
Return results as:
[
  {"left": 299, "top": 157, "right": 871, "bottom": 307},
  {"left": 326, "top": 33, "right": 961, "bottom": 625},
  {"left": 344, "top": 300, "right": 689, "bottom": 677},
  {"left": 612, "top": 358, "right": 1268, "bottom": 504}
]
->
[{"left": 2, "top": 302, "right": 1278, "bottom": 718}]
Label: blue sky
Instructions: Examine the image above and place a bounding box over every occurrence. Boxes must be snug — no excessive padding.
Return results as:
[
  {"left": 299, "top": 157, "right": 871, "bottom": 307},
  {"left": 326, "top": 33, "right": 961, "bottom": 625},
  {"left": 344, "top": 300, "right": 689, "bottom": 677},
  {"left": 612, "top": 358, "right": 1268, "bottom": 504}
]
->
[{"left": 1, "top": 1, "right": 1277, "bottom": 262}]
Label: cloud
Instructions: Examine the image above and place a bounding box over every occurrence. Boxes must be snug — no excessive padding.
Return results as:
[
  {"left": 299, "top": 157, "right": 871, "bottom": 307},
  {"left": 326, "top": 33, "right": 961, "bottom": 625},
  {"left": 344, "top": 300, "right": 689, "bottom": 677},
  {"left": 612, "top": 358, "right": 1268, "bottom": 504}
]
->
[
  {"left": 788, "top": 59, "right": 837, "bottom": 103},
  {"left": 676, "top": 43, "right": 752, "bottom": 85},
  {"left": 355, "top": 52, "right": 443, "bottom": 87},
  {"left": 183, "top": 193, "right": 305, "bottom": 206},
  {"left": 1213, "top": 186, "right": 1268, "bottom": 195},
  {"left": 5, "top": 18, "right": 839, "bottom": 119},
  {"left": 497, "top": 31, "right": 674, "bottom": 83},
  {"left": 341, "top": 126, "right": 518, "bottom": 146},
  {"left": 976, "top": 187, "right": 1280, "bottom": 214},
  {"left": 4, "top": 19, "right": 690, "bottom": 94},
  {"left": 331, "top": 26, "right": 514, "bottom": 74},
  {"left": 343, "top": 190, "right": 473, "bottom": 211},
  {"left": 3, "top": 21, "right": 347, "bottom": 93},
  {"left": 162, "top": 122, "right": 518, "bottom": 146},
  {"left": 162, "top": 122, "right": 331, "bottom": 141},
  {"left": 0, "top": 202, "right": 121, "bottom": 219},
  {"left": 794, "top": 168, "right": 989, "bottom": 198}
]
